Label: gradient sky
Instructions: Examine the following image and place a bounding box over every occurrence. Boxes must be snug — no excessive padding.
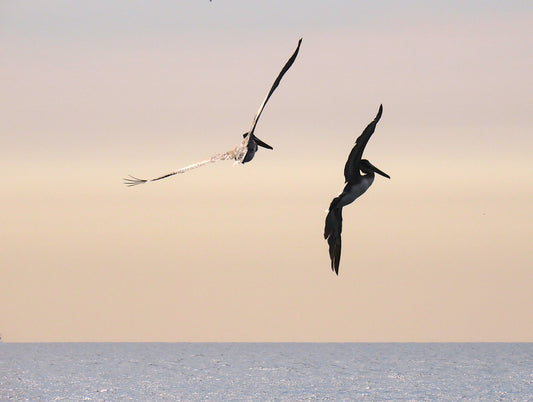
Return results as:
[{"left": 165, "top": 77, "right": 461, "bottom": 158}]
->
[{"left": 1, "top": 1, "right": 532, "bottom": 342}]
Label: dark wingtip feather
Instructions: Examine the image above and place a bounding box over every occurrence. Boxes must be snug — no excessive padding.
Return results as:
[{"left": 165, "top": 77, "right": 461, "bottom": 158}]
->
[
  {"left": 123, "top": 175, "right": 147, "bottom": 187},
  {"left": 324, "top": 206, "right": 343, "bottom": 275},
  {"left": 375, "top": 104, "right": 383, "bottom": 122},
  {"left": 331, "top": 258, "right": 339, "bottom": 275},
  {"left": 331, "top": 244, "right": 341, "bottom": 275}
]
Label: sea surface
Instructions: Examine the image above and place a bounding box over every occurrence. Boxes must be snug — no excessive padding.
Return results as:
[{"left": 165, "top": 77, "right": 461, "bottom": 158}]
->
[{"left": 1, "top": 343, "right": 532, "bottom": 401}]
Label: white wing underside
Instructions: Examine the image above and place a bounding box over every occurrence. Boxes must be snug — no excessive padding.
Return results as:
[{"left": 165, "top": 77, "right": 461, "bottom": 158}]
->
[{"left": 124, "top": 136, "right": 250, "bottom": 186}]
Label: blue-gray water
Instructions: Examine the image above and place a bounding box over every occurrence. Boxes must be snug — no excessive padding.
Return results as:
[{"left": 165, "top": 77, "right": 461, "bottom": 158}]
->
[{"left": 1, "top": 343, "right": 532, "bottom": 401}]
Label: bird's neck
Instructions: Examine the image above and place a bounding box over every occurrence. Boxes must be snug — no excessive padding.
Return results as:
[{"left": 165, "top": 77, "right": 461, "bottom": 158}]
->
[{"left": 362, "top": 171, "right": 375, "bottom": 182}]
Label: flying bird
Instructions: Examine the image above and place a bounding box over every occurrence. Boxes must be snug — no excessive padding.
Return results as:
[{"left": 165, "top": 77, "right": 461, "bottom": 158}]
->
[
  {"left": 124, "top": 38, "right": 302, "bottom": 187},
  {"left": 324, "top": 104, "right": 390, "bottom": 275}
]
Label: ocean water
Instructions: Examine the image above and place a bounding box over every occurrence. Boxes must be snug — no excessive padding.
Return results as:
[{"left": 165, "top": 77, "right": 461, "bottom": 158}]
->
[{"left": 1, "top": 343, "right": 532, "bottom": 401}]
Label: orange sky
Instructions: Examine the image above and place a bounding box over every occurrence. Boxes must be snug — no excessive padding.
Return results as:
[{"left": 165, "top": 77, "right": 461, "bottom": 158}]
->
[{"left": 1, "top": 1, "right": 532, "bottom": 342}]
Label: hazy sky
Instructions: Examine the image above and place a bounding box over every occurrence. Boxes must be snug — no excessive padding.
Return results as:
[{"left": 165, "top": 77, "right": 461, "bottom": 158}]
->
[{"left": 1, "top": 1, "right": 532, "bottom": 342}]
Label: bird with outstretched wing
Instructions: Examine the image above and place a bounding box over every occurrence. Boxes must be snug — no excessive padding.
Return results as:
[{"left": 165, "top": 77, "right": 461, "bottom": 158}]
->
[
  {"left": 124, "top": 38, "right": 302, "bottom": 187},
  {"left": 324, "top": 105, "right": 390, "bottom": 274}
]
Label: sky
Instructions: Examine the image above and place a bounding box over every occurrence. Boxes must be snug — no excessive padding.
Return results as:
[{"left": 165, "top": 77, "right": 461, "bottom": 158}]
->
[{"left": 1, "top": 1, "right": 532, "bottom": 342}]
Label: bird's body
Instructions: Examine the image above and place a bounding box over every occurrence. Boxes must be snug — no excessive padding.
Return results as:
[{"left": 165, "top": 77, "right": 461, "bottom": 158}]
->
[
  {"left": 241, "top": 133, "right": 273, "bottom": 163},
  {"left": 125, "top": 39, "right": 302, "bottom": 187},
  {"left": 331, "top": 175, "right": 375, "bottom": 210},
  {"left": 324, "top": 104, "right": 389, "bottom": 275}
]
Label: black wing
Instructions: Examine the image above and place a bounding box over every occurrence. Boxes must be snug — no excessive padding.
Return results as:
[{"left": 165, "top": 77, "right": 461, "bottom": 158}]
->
[
  {"left": 324, "top": 204, "right": 343, "bottom": 275},
  {"left": 344, "top": 104, "right": 383, "bottom": 183},
  {"left": 247, "top": 38, "right": 302, "bottom": 136}
]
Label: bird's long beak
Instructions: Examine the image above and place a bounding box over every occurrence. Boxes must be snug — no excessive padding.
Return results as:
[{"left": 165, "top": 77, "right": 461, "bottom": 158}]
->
[
  {"left": 254, "top": 136, "right": 273, "bottom": 150},
  {"left": 368, "top": 161, "right": 390, "bottom": 179}
]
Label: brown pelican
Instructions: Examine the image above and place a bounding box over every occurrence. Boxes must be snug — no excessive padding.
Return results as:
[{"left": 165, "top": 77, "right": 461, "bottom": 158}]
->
[
  {"left": 324, "top": 104, "right": 390, "bottom": 275},
  {"left": 124, "top": 38, "right": 302, "bottom": 186}
]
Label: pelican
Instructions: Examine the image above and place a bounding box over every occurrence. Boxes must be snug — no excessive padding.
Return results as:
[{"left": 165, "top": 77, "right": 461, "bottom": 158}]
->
[
  {"left": 124, "top": 38, "right": 302, "bottom": 186},
  {"left": 324, "top": 104, "right": 390, "bottom": 275}
]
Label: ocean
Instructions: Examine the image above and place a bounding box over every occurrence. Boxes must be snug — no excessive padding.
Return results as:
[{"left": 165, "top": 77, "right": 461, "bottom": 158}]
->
[{"left": 1, "top": 343, "right": 532, "bottom": 401}]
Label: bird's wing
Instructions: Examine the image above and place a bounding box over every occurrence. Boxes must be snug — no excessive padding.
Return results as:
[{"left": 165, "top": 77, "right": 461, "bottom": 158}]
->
[
  {"left": 324, "top": 205, "right": 343, "bottom": 275},
  {"left": 344, "top": 104, "right": 383, "bottom": 182},
  {"left": 247, "top": 38, "right": 302, "bottom": 137},
  {"left": 123, "top": 149, "right": 238, "bottom": 186}
]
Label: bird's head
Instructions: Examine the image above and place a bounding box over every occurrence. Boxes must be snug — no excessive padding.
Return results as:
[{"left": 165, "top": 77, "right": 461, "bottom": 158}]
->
[{"left": 360, "top": 159, "right": 390, "bottom": 179}]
